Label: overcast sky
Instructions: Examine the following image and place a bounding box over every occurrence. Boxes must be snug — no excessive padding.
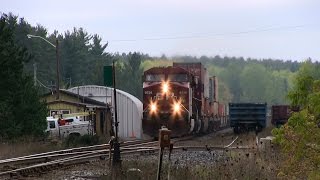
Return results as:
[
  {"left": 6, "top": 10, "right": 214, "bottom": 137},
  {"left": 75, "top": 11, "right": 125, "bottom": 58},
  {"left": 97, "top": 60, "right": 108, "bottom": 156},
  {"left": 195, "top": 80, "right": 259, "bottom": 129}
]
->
[{"left": 2, "top": 0, "right": 320, "bottom": 61}]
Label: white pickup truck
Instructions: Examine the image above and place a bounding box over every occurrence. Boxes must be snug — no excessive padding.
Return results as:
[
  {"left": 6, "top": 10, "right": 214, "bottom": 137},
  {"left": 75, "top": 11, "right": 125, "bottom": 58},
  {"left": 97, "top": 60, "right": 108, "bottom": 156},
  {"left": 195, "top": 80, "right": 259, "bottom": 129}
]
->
[{"left": 46, "top": 116, "right": 93, "bottom": 138}]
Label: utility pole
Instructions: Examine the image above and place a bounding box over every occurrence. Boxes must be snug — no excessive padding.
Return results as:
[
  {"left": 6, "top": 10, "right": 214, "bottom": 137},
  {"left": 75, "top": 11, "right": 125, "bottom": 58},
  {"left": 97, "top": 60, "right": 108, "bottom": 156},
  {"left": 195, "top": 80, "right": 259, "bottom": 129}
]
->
[
  {"left": 33, "top": 63, "right": 37, "bottom": 86},
  {"left": 112, "top": 61, "right": 121, "bottom": 165},
  {"left": 56, "top": 39, "right": 60, "bottom": 100},
  {"left": 111, "top": 61, "right": 121, "bottom": 180}
]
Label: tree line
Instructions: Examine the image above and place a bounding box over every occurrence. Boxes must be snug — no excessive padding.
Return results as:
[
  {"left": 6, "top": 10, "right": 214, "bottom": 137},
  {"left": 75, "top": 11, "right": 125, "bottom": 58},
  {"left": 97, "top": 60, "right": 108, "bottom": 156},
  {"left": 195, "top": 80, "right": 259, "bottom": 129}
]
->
[{"left": 8, "top": 12, "right": 313, "bottom": 106}]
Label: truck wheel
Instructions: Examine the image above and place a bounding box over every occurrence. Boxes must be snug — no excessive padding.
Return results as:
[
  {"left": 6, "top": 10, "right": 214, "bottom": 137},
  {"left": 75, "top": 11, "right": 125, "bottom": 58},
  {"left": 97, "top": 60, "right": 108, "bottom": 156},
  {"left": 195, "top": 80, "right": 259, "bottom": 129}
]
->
[{"left": 255, "top": 125, "right": 262, "bottom": 133}]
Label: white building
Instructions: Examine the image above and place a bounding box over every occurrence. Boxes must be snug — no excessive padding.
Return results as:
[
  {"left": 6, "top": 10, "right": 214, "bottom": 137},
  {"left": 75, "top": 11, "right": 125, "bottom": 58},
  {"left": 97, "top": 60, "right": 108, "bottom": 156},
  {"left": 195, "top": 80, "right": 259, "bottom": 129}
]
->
[{"left": 68, "top": 85, "right": 143, "bottom": 139}]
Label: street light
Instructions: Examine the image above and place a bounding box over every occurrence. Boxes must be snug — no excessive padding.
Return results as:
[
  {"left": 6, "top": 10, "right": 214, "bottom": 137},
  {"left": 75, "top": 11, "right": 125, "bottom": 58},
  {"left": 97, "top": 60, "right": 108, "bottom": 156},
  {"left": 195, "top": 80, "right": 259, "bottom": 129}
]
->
[{"left": 27, "top": 34, "right": 60, "bottom": 100}]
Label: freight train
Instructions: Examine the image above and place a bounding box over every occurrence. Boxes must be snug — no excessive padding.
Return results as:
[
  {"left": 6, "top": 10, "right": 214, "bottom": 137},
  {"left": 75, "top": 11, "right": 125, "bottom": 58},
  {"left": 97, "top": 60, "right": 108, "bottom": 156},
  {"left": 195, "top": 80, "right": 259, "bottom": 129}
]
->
[{"left": 142, "top": 63, "right": 228, "bottom": 137}]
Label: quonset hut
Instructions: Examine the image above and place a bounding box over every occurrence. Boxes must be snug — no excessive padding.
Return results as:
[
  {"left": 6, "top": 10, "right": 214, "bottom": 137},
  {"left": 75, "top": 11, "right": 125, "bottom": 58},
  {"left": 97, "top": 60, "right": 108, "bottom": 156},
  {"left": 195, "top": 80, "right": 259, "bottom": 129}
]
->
[{"left": 67, "top": 85, "right": 143, "bottom": 139}]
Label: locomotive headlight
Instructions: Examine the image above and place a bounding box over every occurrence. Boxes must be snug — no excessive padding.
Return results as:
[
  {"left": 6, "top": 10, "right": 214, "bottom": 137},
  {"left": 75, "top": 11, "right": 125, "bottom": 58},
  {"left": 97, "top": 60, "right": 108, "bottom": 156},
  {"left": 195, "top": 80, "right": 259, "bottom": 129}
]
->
[
  {"left": 151, "top": 103, "right": 157, "bottom": 112},
  {"left": 162, "top": 82, "right": 169, "bottom": 94},
  {"left": 173, "top": 102, "right": 180, "bottom": 113},
  {"left": 149, "top": 101, "right": 157, "bottom": 113}
]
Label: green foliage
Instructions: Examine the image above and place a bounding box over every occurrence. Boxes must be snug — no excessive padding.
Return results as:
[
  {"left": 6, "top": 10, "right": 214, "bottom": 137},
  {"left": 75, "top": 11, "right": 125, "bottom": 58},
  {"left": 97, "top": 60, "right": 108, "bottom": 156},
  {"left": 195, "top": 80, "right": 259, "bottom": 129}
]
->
[
  {"left": 141, "top": 59, "right": 172, "bottom": 71},
  {"left": 272, "top": 61, "right": 320, "bottom": 178},
  {"left": 218, "top": 63, "right": 243, "bottom": 102},
  {"left": 115, "top": 52, "right": 145, "bottom": 99},
  {"left": 287, "top": 61, "right": 320, "bottom": 107},
  {"left": 0, "top": 13, "right": 48, "bottom": 140},
  {"left": 240, "top": 63, "right": 272, "bottom": 102}
]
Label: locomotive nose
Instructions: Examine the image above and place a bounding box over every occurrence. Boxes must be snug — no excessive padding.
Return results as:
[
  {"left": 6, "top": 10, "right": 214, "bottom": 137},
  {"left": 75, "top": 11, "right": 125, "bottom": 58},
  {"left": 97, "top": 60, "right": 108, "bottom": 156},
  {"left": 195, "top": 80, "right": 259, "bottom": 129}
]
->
[
  {"left": 159, "top": 112, "right": 170, "bottom": 121},
  {"left": 162, "top": 82, "right": 169, "bottom": 94}
]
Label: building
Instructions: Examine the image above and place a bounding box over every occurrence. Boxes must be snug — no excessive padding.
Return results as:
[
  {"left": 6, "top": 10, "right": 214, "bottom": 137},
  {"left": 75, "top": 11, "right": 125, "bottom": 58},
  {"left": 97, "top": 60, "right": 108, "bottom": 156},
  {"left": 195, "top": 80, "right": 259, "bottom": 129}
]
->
[
  {"left": 67, "top": 85, "right": 143, "bottom": 139},
  {"left": 41, "top": 89, "right": 112, "bottom": 138}
]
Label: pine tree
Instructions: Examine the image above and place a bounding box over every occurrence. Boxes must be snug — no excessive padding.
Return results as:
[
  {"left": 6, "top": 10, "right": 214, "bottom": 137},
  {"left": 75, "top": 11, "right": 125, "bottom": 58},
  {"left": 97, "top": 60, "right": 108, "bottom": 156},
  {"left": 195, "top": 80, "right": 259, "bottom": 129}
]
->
[{"left": 0, "top": 13, "right": 48, "bottom": 139}]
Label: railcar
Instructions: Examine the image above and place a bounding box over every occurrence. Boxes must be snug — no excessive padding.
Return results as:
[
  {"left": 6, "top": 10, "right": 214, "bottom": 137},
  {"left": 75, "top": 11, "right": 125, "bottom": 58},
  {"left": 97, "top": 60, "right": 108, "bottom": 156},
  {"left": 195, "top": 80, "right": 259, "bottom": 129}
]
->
[
  {"left": 142, "top": 63, "right": 227, "bottom": 137},
  {"left": 271, "top": 105, "right": 299, "bottom": 126},
  {"left": 229, "top": 103, "right": 267, "bottom": 133}
]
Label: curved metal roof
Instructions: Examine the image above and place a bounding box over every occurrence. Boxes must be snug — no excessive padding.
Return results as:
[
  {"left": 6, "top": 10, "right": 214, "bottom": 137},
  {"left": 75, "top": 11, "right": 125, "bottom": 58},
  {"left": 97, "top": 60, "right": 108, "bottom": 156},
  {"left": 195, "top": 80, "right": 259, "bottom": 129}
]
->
[
  {"left": 67, "top": 85, "right": 142, "bottom": 109},
  {"left": 67, "top": 85, "right": 143, "bottom": 139}
]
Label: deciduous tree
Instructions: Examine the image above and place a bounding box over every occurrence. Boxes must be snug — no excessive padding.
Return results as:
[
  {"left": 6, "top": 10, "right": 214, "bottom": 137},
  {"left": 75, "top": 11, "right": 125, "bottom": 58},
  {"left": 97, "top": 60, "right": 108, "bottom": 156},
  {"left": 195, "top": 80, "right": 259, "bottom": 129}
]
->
[{"left": 272, "top": 61, "right": 320, "bottom": 178}]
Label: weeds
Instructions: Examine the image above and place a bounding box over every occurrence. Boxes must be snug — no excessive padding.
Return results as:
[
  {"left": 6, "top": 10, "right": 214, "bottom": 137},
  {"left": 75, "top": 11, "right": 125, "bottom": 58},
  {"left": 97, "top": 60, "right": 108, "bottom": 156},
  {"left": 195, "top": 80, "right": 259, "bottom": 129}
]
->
[
  {"left": 0, "top": 134, "right": 102, "bottom": 159},
  {"left": 99, "top": 148, "right": 281, "bottom": 180},
  {"left": 63, "top": 134, "right": 100, "bottom": 148}
]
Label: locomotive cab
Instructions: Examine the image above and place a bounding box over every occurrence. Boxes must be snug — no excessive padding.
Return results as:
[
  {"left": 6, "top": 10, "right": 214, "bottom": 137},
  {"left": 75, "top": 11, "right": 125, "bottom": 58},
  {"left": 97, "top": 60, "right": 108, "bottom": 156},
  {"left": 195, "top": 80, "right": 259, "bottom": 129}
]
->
[
  {"left": 142, "top": 66, "right": 193, "bottom": 137},
  {"left": 142, "top": 63, "right": 225, "bottom": 138}
]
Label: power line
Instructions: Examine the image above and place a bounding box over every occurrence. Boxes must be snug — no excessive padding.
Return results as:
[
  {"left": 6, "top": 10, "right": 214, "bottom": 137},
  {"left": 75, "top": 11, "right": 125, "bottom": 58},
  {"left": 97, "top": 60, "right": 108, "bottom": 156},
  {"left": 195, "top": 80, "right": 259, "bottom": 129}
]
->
[
  {"left": 37, "top": 79, "right": 53, "bottom": 90},
  {"left": 107, "top": 24, "right": 316, "bottom": 43}
]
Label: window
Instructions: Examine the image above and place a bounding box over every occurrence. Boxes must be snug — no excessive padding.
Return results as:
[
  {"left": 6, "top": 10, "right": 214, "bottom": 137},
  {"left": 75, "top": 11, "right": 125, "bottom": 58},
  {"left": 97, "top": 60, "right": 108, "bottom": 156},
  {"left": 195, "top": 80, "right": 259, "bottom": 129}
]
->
[
  {"left": 168, "top": 74, "right": 188, "bottom": 82},
  {"left": 61, "top": 110, "right": 70, "bottom": 114},
  {"left": 145, "top": 74, "right": 165, "bottom": 82},
  {"left": 48, "top": 121, "right": 55, "bottom": 129},
  {"left": 65, "top": 118, "right": 74, "bottom": 123},
  {"left": 50, "top": 110, "right": 70, "bottom": 117}
]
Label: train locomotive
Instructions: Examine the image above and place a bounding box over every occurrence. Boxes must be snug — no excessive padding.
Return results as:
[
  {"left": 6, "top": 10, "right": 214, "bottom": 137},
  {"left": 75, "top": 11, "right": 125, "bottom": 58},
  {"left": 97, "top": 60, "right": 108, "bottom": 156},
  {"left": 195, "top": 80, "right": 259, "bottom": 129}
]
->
[{"left": 142, "top": 62, "right": 227, "bottom": 137}]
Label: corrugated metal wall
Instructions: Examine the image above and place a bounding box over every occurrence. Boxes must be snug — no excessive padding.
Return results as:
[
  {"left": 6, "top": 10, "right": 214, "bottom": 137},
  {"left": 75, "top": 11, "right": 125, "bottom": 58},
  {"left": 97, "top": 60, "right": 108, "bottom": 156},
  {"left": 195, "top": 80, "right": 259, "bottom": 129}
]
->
[{"left": 67, "top": 85, "right": 143, "bottom": 139}]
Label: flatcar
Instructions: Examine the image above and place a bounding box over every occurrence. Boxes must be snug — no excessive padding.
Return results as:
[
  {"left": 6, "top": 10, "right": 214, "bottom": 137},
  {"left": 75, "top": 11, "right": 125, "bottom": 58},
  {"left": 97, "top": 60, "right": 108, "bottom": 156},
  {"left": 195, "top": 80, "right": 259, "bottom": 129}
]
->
[{"left": 142, "top": 62, "right": 227, "bottom": 137}]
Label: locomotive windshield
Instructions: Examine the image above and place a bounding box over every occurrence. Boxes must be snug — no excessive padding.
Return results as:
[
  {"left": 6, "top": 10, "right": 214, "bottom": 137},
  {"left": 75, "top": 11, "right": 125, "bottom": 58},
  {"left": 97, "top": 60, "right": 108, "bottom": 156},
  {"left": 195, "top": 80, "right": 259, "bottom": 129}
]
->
[
  {"left": 145, "top": 74, "right": 164, "bottom": 82},
  {"left": 168, "top": 74, "right": 188, "bottom": 82}
]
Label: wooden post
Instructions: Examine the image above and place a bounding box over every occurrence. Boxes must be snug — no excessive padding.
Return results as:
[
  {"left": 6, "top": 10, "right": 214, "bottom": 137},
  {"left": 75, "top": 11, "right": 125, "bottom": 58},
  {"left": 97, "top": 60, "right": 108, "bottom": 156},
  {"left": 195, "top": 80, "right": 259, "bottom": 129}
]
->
[
  {"left": 157, "top": 147, "right": 164, "bottom": 180},
  {"left": 157, "top": 127, "right": 171, "bottom": 180},
  {"left": 167, "top": 143, "right": 173, "bottom": 180}
]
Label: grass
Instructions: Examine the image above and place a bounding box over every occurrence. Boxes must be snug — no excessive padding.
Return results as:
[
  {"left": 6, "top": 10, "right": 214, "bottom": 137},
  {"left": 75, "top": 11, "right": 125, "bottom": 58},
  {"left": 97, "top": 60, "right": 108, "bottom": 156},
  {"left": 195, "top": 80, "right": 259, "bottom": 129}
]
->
[
  {"left": 0, "top": 139, "right": 61, "bottom": 159},
  {"left": 0, "top": 134, "right": 104, "bottom": 160}
]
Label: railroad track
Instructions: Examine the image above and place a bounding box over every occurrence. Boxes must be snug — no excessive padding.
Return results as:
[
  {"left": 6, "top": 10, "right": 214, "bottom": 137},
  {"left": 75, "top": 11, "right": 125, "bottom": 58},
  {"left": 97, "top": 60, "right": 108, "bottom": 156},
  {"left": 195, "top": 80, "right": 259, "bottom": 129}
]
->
[
  {"left": 0, "top": 139, "right": 157, "bottom": 177},
  {"left": 0, "top": 131, "right": 257, "bottom": 179}
]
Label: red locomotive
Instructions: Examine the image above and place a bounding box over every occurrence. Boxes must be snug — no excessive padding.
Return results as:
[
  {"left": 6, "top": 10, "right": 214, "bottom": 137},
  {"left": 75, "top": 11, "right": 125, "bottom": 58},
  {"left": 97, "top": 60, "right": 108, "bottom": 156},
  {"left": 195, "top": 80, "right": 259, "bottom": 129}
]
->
[{"left": 142, "top": 62, "right": 227, "bottom": 137}]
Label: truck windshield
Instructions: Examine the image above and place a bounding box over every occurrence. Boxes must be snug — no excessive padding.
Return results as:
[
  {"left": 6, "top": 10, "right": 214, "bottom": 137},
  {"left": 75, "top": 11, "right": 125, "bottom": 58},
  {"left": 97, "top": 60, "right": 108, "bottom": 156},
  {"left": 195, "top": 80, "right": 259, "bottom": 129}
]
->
[
  {"left": 49, "top": 121, "right": 55, "bottom": 128},
  {"left": 145, "top": 74, "right": 164, "bottom": 82},
  {"left": 168, "top": 74, "right": 188, "bottom": 82}
]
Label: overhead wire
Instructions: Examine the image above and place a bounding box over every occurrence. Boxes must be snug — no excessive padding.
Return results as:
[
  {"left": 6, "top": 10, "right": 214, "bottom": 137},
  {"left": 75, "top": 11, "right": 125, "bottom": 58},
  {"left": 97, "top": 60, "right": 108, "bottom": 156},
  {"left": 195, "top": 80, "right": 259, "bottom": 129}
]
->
[
  {"left": 107, "top": 24, "right": 317, "bottom": 43},
  {"left": 37, "top": 79, "right": 53, "bottom": 90}
]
